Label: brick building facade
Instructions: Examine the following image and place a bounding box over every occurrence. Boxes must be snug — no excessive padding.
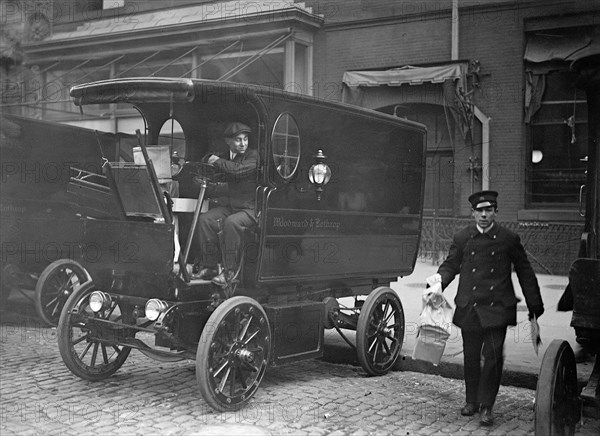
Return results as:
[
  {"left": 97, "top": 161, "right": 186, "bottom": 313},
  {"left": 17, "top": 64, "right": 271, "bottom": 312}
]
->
[{"left": 2, "top": 0, "right": 599, "bottom": 273}]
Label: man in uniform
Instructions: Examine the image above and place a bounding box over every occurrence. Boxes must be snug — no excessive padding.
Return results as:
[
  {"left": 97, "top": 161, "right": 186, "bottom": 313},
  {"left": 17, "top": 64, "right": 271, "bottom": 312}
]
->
[{"left": 427, "top": 190, "right": 544, "bottom": 426}]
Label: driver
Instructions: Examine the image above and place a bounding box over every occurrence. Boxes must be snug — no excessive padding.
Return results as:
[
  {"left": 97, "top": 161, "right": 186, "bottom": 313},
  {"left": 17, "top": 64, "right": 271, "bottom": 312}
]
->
[{"left": 194, "top": 122, "right": 258, "bottom": 285}]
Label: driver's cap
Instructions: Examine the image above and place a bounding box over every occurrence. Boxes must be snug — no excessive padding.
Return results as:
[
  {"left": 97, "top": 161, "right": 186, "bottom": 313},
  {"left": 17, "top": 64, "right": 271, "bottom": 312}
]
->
[{"left": 224, "top": 122, "right": 251, "bottom": 138}]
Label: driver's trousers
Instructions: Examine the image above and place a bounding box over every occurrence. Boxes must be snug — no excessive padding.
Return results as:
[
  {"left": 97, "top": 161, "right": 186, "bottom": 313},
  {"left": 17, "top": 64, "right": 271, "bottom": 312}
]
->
[{"left": 197, "top": 206, "right": 256, "bottom": 270}]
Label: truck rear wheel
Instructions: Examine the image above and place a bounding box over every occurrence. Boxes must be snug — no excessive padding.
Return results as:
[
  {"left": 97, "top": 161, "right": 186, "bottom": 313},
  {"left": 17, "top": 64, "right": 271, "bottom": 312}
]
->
[{"left": 356, "top": 287, "right": 404, "bottom": 376}]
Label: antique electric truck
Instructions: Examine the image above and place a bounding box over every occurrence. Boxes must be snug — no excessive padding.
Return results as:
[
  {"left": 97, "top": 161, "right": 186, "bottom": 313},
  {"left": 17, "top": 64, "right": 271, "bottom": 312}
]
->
[{"left": 56, "top": 78, "right": 426, "bottom": 411}]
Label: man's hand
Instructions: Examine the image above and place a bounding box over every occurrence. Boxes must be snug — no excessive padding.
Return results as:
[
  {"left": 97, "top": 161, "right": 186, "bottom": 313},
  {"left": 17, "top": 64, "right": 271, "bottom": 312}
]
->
[
  {"left": 207, "top": 154, "right": 219, "bottom": 165},
  {"left": 426, "top": 273, "right": 442, "bottom": 287}
]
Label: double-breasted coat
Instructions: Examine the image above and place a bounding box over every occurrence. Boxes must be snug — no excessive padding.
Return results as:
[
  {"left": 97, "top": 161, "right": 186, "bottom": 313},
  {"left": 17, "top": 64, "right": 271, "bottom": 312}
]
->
[{"left": 437, "top": 224, "right": 544, "bottom": 329}]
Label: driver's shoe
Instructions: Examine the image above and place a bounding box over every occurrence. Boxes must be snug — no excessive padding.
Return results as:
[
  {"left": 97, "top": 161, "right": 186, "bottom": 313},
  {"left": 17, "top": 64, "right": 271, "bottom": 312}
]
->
[
  {"left": 211, "top": 270, "right": 235, "bottom": 287},
  {"left": 192, "top": 268, "right": 217, "bottom": 280}
]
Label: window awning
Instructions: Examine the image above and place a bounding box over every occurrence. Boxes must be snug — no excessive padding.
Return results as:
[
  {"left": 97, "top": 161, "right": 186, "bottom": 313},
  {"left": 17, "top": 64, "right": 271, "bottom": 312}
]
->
[
  {"left": 341, "top": 62, "right": 473, "bottom": 143},
  {"left": 342, "top": 64, "right": 466, "bottom": 88},
  {"left": 524, "top": 26, "right": 600, "bottom": 68}
]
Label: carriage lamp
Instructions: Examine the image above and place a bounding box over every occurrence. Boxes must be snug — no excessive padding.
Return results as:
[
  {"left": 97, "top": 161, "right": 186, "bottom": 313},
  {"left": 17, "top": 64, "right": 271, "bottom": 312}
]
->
[
  {"left": 308, "top": 150, "right": 331, "bottom": 201},
  {"left": 145, "top": 299, "right": 169, "bottom": 321},
  {"left": 89, "top": 291, "right": 112, "bottom": 313}
]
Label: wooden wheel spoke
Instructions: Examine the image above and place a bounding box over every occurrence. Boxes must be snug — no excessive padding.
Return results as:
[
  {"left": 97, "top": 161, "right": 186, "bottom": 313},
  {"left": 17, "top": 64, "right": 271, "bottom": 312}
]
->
[
  {"left": 79, "top": 341, "right": 93, "bottom": 360},
  {"left": 381, "top": 338, "right": 392, "bottom": 356},
  {"left": 52, "top": 270, "right": 75, "bottom": 293},
  {"left": 91, "top": 342, "right": 99, "bottom": 366},
  {"left": 239, "top": 314, "right": 252, "bottom": 341},
  {"left": 381, "top": 301, "right": 391, "bottom": 320},
  {"left": 101, "top": 344, "right": 109, "bottom": 364},
  {"left": 383, "top": 306, "right": 396, "bottom": 324},
  {"left": 71, "top": 333, "right": 88, "bottom": 346},
  {"left": 241, "top": 360, "right": 259, "bottom": 374},
  {"left": 45, "top": 296, "right": 59, "bottom": 311},
  {"left": 218, "top": 367, "right": 232, "bottom": 393},
  {"left": 213, "top": 359, "right": 230, "bottom": 378},
  {"left": 243, "top": 328, "right": 260, "bottom": 345},
  {"left": 236, "top": 363, "right": 248, "bottom": 390},
  {"left": 371, "top": 339, "right": 382, "bottom": 363},
  {"left": 368, "top": 334, "right": 380, "bottom": 354}
]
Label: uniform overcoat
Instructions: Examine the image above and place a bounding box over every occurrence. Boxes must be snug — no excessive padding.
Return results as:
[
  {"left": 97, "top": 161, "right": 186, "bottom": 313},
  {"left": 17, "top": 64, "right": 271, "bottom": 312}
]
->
[{"left": 438, "top": 224, "right": 544, "bottom": 328}]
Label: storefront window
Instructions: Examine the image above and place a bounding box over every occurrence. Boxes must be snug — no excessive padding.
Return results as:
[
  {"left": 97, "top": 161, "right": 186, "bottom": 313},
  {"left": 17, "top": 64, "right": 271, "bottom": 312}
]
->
[
  {"left": 201, "top": 52, "right": 284, "bottom": 88},
  {"left": 527, "top": 70, "right": 588, "bottom": 205}
]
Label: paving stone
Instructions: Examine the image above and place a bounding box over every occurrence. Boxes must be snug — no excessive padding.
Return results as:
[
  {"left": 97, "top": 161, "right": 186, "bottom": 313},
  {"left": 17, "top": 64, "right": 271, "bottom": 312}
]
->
[{"left": 2, "top": 321, "right": 600, "bottom": 435}]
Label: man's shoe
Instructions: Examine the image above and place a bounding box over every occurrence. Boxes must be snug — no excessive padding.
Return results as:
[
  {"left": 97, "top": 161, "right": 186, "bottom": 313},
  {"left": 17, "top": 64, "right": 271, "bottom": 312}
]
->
[
  {"left": 479, "top": 406, "right": 494, "bottom": 426},
  {"left": 460, "top": 403, "right": 479, "bottom": 416},
  {"left": 211, "top": 270, "right": 236, "bottom": 287},
  {"left": 192, "top": 268, "right": 217, "bottom": 280}
]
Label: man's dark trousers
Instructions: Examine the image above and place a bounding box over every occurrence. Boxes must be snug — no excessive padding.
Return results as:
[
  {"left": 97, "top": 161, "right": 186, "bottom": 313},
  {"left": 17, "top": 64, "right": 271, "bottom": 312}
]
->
[{"left": 461, "top": 309, "right": 507, "bottom": 408}]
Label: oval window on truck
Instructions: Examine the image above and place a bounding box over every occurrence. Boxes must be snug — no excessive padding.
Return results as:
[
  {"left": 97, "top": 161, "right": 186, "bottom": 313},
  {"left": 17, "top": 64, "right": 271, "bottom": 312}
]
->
[{"left": 272, "top": 112, "right": 300, "bottom": 180}]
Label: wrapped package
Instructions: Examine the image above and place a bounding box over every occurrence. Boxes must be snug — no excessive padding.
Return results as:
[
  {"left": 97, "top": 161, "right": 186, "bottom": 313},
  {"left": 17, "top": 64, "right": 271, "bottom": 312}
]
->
[{"left": 412, "top": 283, "right": 453, "bottom": 365}]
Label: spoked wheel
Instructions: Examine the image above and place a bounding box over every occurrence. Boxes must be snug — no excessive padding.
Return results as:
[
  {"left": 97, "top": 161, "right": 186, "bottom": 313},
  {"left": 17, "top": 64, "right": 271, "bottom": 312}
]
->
[
  {"left": 356, "top": 286, "right": 405, "bottom": 375},
  {"left": 35, "top": 259, "right": 90, "bottom": 326},
  {"left": 196, "top": 296, "right": 271, "bottom": 411},
  {"left": 535, "top": 339, "right": 580, "bottom": 436},
  {"left": 57, "top": 281, "right": 132, "bottom": 381}
]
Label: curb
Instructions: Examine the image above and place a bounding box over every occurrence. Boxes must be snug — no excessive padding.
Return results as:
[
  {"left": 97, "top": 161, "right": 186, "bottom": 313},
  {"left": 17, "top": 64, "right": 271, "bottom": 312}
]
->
[{"left": 322, "top": 338, "right": 593, "bottom": 392}]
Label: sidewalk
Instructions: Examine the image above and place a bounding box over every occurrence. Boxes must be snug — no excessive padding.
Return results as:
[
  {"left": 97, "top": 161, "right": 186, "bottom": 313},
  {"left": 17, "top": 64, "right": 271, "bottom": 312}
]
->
[{"left": 324, "top": 258, "right": 596, "bottom": 390}]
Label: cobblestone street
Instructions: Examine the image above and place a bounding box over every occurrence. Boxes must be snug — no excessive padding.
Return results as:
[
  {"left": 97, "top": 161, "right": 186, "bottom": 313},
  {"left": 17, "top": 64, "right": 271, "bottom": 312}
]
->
[{"left": 1, "top": 318, "right": 599, "bottom": 435}]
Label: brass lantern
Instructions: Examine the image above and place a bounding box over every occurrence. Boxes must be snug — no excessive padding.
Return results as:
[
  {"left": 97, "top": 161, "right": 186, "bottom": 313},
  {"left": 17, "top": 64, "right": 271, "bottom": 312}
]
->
[{"left": 308, "top": 149, "right": 331, "bottom": 201}]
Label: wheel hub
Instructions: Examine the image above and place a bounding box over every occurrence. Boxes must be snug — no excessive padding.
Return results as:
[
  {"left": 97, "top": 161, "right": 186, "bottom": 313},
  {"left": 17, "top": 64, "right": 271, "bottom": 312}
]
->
[{"left": 235, "top": 348, "right": 255, "bottom": 364}]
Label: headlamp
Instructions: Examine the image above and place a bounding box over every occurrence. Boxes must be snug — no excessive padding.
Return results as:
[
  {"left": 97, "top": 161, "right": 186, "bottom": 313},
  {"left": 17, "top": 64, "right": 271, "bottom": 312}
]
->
[
  {"left": 145, "top": 299, "right": 169, "bottom": 321},
  {"left": 89, "top": 291, "right": 112, "bottom": 313}
]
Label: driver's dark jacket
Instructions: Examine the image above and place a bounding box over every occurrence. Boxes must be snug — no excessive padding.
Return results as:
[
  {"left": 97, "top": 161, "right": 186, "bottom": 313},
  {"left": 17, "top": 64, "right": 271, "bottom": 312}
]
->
[
  {"left": 209, "top": 148, "right": 258, "bottom": 211},
  {"left": 437, "top": 224, "right": 544, "bottom": 329}
]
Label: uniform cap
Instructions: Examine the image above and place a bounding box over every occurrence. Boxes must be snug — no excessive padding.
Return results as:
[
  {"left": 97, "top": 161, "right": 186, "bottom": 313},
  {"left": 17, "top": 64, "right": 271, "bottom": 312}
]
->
[
  {"left": 469, "top": 190, "right": 498, "bottom": 209},
  {"left": 224, "top": 122, "right": 251, "bottom": 137}
]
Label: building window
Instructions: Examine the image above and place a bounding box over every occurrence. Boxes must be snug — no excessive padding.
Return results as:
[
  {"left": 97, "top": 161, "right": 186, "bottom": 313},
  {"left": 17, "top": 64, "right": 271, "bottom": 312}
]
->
[{"left": 527, "top": 70, "right": 588, "bottom": 205}]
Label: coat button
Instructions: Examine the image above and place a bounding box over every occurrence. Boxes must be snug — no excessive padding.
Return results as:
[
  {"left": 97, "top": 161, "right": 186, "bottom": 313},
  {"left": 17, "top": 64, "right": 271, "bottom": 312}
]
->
[
  {"left": 491, "top": 251, "right": 495, "bottom": 255},
  {"left": 490, "top": 302, "right": 494, "bottom": 306},
  {"left": 473, "top": 302, "right": 478, "bottom": 307},
  {"left": 472, "top": 268, "right": 476, "bottom": 272},
  {"left": 490, "top": 268, "right": 494, "bottom": 272},
  {"left": 471, "top": 251, "right": 475, "bottom": 255},
  {"left": 473, "top": 286, "right": 477, "bottom": 290},
  {"left": 490, "top": 286, "right": 494, "bottom": 290}
]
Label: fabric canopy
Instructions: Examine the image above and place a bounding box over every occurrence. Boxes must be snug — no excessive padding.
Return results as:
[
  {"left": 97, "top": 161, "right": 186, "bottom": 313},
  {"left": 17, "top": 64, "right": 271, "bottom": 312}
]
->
[
  {"left": 524, "top": 27, "right": 600, "bottom": 64},
  {"left": 342, "top": 64, "right": 466, "bottom": 88},
  {"left": 341, "top": 62, "right": 472, "bottom": 143}
]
